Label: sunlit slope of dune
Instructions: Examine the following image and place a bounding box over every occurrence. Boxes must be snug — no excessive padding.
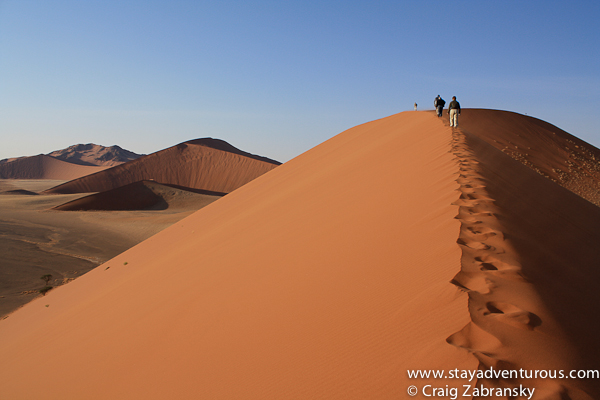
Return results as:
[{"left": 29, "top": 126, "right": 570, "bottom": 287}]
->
[{"left": 0, "top": 112, "right": 473, "bottom": 399}]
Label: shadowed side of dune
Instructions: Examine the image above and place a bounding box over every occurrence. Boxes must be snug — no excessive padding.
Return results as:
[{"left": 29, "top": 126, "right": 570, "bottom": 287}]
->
[
  {"left": 53, "top": 181, "right": 163, "bottom": 211},
  {"left": 0, "top": 189, "right": 39, "bottom": 196},
  {"left": 470, "top": 131, "right": 600, "bottom": 396},
  {"left": 457, "top": 109, "right": 600, "bottom": 206},
  {"left": 446, "top": 126, "right": 600, "bottom": 399},
  {"left": 183, "top": 138, "right": 281, "bottom": 164},
  {"left": 43, "top": 138, "right": 281, "bottom": 195},
  {"left": 53, "top": 180, "right": 223, "bottom": 211}
]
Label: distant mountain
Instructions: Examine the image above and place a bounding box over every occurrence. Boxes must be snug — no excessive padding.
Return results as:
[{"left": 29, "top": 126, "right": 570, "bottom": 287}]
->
[
  {"left": 47, "top": 143, "right": 142, "bottom": 167},
  {"left": 0, "top": 143, "right": 142, "bottom": 180}
]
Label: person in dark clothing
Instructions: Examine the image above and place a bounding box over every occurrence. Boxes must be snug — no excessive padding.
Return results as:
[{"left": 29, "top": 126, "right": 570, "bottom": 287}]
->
[
  {"left": 434, "top": 95, "right": 445, "bottom": 117},
  {"left": 448, "top": 96, "right": 461, "bottom": 127}
]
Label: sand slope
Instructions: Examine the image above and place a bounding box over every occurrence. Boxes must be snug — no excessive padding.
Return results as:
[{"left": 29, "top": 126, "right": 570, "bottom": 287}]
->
[
  {"left": 447, "top": 128, "right": 600, "bottom": 399},
  {"left": 0, "top": 112, "right": 474, "bottom": 399},
  {"left": 44, "top": 138, "right": 281, "bottom": 195},
  {"left": 0, "top": 179, "right": 221, "bottom": 318},
  {"left": 0, "top": 154, "right": 108, "bottom": 180},
  {"left": 456, "top": 109, "right": 600, "bottom": 206},
  {"left": 0, "top": 110, "right": 598, "bottom": 399}
]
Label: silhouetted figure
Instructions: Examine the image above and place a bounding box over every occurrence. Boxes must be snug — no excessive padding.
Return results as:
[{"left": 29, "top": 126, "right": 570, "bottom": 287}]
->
[
  {"left": 434, "top": 95, "right": 445, "bottom": 117},
  {"left": 414, "top": 103, "right": 417, "bottom": 111}
]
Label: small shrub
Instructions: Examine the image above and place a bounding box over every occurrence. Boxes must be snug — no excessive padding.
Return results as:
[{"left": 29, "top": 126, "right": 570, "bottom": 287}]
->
[{"left": 40, "top": 274, "right": 53, "bottom": 284}]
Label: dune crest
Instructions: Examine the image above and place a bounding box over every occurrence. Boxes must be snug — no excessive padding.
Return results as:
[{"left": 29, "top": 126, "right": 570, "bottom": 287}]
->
[{"left": 44, "top": 138, "right": 281, "bottom": 195}]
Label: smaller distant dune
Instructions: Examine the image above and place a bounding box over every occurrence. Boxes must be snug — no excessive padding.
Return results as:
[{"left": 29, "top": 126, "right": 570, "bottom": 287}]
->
[
  {"left": 0, "top": 155, "right": 108, "bottom": 180},
  {"left": 0, "top": 189, "right": 39, "bottom": 196},
  {"left": 53, "top": 180, "right": 223, "bottom": 211}
]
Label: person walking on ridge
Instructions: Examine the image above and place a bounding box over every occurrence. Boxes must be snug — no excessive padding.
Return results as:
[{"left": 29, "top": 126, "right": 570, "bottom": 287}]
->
[
  {"left": 414, "top": 102, "right": 418, "bottom": 111},
  {"left": 434, "top": 95, "right": 445, "bottom": 117},
  {"left": 448, "top": 96, "right": 461, "bottom": 127}
]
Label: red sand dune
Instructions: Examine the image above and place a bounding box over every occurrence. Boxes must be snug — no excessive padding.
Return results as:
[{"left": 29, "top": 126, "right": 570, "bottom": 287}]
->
[
  {"left": 0, "top": 154, "right": 108, "bottom": 180},
  {"left": 44, "top": 138, "right": 281, "bottom": 195},
  {"left": 0, "top": 189, "right": 38, "bottom": 195},
  {"left": 0, "top": 110, "right": 599, "bottom": 399},
  {"left": 53, "top": 180, "right": 223, "bottom": 211}
]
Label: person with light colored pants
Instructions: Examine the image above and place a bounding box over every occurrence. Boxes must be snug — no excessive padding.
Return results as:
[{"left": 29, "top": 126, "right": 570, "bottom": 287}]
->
[{"left": 448, "top": 96, "right": 461, "bottom": 127}]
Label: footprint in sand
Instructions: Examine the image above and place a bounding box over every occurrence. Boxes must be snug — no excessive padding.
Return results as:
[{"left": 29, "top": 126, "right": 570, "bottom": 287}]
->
[
  {"left": 459, "top": 173, "right": 482, "bottom": 180},
  {"left": 479, "top": 262, "right": 498, "bottom": 271},
  {"left": 456, "top": 215, "right": 484, "bottom": 225},
  {"left": 451, "top": 271, "right": 492, "bottom": 294},
  {"left": 464, "top": 226, "right": 500, "bottom": 242},
  {"left": 466, "top": 208, "right": 495, "bottom": 218},
  {"left": 456, "top": 238, "right": 494, "bottom": 251},
  {"left": 466, "top": 226, "right": 497, "bottom": 235},
  {"left": 452, "top": 198, "right": 477, "bottom": 207},
  {"left": 446, "top": 322, "right": 504, "bottom": 367},
  {"left": 462, "top": 183, "right": 486, "bottom": 189},
  {"left": 473, "top": 256, "right": 524, "bottom": 276},
  {"left": 483, "top": 301, "right": 542, "bottom": 330}
]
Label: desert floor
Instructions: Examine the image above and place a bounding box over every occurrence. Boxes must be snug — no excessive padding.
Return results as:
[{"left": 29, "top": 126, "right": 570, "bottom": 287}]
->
[{"left": 0, "top": 179, "right": 219, "bottom": 317}]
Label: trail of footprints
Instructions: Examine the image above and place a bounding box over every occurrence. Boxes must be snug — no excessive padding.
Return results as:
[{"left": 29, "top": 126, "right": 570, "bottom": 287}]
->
[{"left": 446, "top": 130, "right": 552, "bottom": 397}]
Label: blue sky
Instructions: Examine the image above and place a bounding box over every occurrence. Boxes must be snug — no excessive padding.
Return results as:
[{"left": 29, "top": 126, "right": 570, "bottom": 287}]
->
[{"left": 1, "top": 0, "right": 599, "bottom": 162}]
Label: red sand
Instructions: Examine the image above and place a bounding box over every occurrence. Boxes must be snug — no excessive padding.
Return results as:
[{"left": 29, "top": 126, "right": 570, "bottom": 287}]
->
[
  {"left": 44, "top": 138, "right": 281, "bottom": 195},
  {"left": 456, "top": 109, "right": 600, "bottom": 206},
  {"left": 0, "top": 110, "right": 599, "bottom": 399},
  {"left": 0, "top": 154, "right": 108, "bottom": 180}
]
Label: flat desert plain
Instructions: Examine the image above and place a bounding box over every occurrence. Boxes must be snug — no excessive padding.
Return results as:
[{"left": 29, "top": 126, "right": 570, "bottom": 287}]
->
[{"left": 0, "top": 179, "right": 220, "bottom": 317}]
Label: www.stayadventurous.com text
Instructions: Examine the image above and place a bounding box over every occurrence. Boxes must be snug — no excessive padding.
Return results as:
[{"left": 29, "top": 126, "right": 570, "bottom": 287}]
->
[{"left": 405, "top": 367, "right": 599, "bottom": 399}]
